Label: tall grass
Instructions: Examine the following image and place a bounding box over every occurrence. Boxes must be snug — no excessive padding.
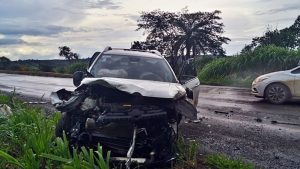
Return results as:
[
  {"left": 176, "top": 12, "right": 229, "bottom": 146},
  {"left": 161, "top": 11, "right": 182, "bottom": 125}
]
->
[
  {"left": 175, "top": 137, "right": 199, "bottom": 168},
  {"left": 198, "top": 45, "right": 300, "bottom": 86},
  {"left": 55, "top": 62, "right": 87, "bottom": 74},
  {"left": 0, "top": 93, "right": 110, "bottom": 169}
]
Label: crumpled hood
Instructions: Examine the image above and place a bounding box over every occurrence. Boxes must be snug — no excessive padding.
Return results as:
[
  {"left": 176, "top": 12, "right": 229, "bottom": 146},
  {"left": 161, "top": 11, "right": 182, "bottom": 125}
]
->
[{"left": 80, "top": 77, "right": 186, "bottom": 99}]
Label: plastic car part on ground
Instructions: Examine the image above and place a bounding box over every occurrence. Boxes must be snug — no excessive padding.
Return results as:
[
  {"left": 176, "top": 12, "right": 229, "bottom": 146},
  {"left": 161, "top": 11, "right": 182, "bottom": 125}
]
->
[{"left": 0, "top": 104, "right": 12, "bottom": 116}]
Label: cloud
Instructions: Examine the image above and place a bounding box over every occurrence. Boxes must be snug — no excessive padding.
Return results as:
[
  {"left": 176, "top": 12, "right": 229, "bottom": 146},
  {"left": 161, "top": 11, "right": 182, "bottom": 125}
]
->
[
  {"left": 113, "top": 14, "right": 140, "bottom": 21},
  {"left": 255, "top": 3, "right": 300, "bottom": 15},
  {"left": 0, "top": 38, "right": 26, "bottom": 45},
  {"left": 85, "top": 0, "right": 121, "bottom": 9},
  {"left": 0, "top": 24, "right": 72, "bottom": 36},
  {"left": 72, "top": 27, "right": 114, "bottom": 33}
]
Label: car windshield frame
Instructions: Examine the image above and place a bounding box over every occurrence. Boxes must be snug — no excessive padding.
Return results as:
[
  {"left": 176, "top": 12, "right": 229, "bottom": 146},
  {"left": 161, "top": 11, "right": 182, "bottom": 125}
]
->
[{"left": 88, "top": 53, "right": 177, "bottom": 83}]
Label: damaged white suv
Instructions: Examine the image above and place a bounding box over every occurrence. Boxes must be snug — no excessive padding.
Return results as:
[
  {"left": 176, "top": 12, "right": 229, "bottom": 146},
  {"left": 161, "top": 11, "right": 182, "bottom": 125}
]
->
[{"left": 51, "top": 47, "right": 200, "bottom": 168}]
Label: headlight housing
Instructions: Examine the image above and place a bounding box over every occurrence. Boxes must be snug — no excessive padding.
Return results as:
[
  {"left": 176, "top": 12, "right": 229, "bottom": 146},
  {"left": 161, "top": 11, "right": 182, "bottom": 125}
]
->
[{"left": 254, "top": 77, "right": 269, "bottom": 83}]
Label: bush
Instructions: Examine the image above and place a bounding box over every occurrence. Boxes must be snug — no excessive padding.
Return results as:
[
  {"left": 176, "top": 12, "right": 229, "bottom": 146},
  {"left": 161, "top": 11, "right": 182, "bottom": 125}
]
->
[
  {"left": 198, "top": 45, "right": 300, "bottom": 86},
  {"left": 194, "top": 56, "right": 216, "bottom": 72},
  {"left": 39, "top": 64, "right": 53, "bottom": 72},
  {"left": 54, "top": 66, "right": 66, "bottom": 74},
  {"left": 65, "top": 62, "right": 87, "bottom": 74}
]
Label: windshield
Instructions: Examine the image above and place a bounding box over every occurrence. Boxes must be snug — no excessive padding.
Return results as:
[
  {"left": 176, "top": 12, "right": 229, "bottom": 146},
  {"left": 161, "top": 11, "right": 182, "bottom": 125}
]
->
[{"left": 90, "top": 54, "right": 177, "bottom": 83}]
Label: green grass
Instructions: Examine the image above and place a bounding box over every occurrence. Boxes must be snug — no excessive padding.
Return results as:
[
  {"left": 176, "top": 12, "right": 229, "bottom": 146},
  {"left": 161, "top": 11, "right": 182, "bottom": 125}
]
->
[
  {"left": 55, "top": 62, "right": 87, "bottom": 74},
  {"left": 198, "top": 45, "right": 300, "bottom": 87},
  {"left": 0, "top": 93, "right": 256, "bottom": 169},
  {"left": 0, "top": 93, "right": 110, "bottom": 169},
  {"left": 204, "top": 154, "right": 255, "bottom": 169},
  {"left": 175, "top": 137, "right": 199, "bottom": 168}
]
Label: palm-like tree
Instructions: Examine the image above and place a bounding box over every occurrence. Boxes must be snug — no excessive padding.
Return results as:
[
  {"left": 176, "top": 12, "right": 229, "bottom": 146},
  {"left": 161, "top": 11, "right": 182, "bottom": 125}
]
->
[
  {"left": 172, "top": 10, "right": 230, "bottom": 58},
  {"left": 137, "top": 9, "right": 230, "bottom": 60}
]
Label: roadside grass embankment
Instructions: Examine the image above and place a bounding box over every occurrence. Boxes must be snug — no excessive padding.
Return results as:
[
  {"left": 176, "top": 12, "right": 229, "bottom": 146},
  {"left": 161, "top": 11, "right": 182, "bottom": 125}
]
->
[
  {"left": 0, "top": 61, "right": 87, "bottom": 78},
  {"left": 198, "top": 45, "right": 300, "bottom": 87},
  {"left": 0, "top": 93, "right": 110, "bottom": 169},
  {"left": 0, "top": 93, "right": 255, "bottom": 169}
]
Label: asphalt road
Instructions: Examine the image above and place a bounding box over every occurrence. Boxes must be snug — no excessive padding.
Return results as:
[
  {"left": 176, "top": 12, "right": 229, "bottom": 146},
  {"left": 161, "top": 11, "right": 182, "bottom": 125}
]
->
[{"left": 0, "top": 73, "right": 299, "bottom": 169}]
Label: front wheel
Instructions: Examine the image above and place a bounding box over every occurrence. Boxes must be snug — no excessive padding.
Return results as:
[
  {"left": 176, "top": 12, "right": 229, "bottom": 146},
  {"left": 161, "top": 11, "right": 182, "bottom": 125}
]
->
[
  {"left": 265, "top": 83, "right": 290, "bottom": 104},
  {"left": 55, "top": 113, "right": 72, "bottom": 138}
]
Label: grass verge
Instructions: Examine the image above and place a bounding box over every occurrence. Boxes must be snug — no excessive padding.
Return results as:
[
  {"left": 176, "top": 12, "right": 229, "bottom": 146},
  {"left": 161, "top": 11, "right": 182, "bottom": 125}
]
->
[
  {"left": 198, "top": 45, "right": 300, "bottom": 87},
  {"left": 0, "top": 93, "right": 110, "bottom": 169},
  {"left": 175, "top": 137, "right": 255, "bottom": 169},
  {"left": 0, "top": 93, "right": 255, "bottom": 169},
  {"left": 204, "top": 154, "right": 255, "bottom": 169}
]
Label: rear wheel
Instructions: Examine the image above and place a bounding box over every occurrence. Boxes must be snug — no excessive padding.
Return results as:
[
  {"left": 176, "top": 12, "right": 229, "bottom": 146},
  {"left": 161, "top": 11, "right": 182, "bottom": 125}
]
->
[{"left": 265, "top": 83, "right": 290, "bottom": 104}]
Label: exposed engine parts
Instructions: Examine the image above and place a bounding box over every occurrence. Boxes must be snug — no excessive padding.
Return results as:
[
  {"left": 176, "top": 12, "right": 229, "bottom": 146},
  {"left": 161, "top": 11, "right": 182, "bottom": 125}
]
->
[{"left": 51, "top": 78, "right": 197, "bottom": 167}]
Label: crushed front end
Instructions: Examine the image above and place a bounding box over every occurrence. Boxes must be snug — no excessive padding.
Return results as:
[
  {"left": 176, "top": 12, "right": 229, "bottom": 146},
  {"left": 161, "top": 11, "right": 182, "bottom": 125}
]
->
[{"left": 51, "top": 78, "right": 197, "bottom": 168}]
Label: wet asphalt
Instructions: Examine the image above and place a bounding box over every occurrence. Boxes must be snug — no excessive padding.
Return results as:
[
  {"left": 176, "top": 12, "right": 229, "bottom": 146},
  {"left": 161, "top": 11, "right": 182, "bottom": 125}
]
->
[
  {"left": 0, "top": 73, "right": 299, "bottom": 169},
  {"left": 183, "top": 85, "right": 300, "bottom": 169}
]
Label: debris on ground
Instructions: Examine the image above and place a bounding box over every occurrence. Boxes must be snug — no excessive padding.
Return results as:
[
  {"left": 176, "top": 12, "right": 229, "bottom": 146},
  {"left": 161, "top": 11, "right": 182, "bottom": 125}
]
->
[
  {"left": 214, "top": 110, "right": 229, "bottom": 115},
  {"left": 255, "top": 118, "right": 263, "bottom": 123},
  {"left": 271, "top": 120, "right": 300, "bottom": 126},
  {"left": 0, "top": 104, "right": 12, "bottom": 116}
]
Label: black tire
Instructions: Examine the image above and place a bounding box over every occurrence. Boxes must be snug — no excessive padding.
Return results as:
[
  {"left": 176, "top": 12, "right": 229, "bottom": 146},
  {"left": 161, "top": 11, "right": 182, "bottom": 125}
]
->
[
  {"left": 55, "top": 114, "right": 72, "bottom": 138},
  {"left": 265, "top": 83, "right": 290, "bottom": 104}
]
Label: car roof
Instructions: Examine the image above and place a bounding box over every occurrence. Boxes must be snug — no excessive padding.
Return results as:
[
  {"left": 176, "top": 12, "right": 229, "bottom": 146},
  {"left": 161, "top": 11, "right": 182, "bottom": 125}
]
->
[{"left": 103, "top": 49, "right": 163, "bottom": 59}]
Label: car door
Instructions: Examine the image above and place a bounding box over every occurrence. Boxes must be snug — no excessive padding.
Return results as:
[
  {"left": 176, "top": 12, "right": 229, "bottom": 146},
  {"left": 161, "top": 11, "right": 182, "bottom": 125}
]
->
[
  {"left": 291, "top": 66, "right": 300, "bottom": 97},
  {"left": 178, "top": 59, "right": 200, "bottom": 106}
]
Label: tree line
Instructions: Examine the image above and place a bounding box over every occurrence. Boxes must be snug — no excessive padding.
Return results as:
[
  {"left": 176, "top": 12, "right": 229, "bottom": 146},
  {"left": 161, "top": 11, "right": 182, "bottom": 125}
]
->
[{"left": 242, "top": 16, "right": 300, "bottom": 53}]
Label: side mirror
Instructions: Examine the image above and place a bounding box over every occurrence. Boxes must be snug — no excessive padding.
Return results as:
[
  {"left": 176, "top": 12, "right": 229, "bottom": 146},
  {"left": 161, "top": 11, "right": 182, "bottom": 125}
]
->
[{"left": 73, "top": 71, "right": 85, "bottom": 87}]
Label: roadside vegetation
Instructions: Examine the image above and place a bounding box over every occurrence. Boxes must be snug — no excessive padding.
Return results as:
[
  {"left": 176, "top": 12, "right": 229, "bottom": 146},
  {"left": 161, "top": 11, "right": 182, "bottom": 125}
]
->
[
  {"left": 0, "top": 93, "right": 254, "bottom": 169},
  {"left": 197, "top": 45, "right": 300, "bottom": 87},
  {"left": 204, "top": 154, "right": 255, "bottom": 169},
  {"left": 0, "top": 60, "right": 87, "bottom": 75},
  {"left": 0, "top": 93, "right": 109, "bottom": 169},
  {"left": 197, "top": 15, "right": 300, "bottom": 87}
]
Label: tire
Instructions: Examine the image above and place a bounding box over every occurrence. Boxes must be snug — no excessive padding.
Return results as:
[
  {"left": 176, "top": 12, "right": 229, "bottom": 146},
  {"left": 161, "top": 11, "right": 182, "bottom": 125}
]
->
[
  {"left": 265, "top": 83, "right": 290, "bottom": 104},
  {"left": 55, "top": 114, "right": 72, "bottom": 138}
]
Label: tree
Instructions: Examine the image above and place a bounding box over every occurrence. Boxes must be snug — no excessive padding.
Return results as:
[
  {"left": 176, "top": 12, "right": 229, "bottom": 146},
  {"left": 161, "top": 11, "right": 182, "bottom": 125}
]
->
[
  {"left": 58, "top": 46, "right": 80, "bottom": 61},
  {"left": 137, "top": 9, "right": 230, "bottom": 60},
  {"left": 0, "top": 56, "right": 11, "bottom": 62},
  {"left": 130, "top": 41, "right": 157, "bottom": 50},
  {"left": 242, "top": 15, "right": 300, "bottom": 53}
]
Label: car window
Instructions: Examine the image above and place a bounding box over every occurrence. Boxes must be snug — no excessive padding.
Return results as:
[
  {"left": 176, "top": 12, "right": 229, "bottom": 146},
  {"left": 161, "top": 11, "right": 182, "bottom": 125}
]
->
[
  {"left": 291, "top": 67, "right": 300, "bottom": 74},
  {"left": 90, "top": 54, "right": 176, "bottom": 83}
]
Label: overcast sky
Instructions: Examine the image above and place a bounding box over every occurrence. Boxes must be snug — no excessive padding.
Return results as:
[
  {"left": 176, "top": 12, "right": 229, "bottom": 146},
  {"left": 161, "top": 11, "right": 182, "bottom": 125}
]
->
[{"left": 0, "top": 0, "right": 299, "bottom": 60}]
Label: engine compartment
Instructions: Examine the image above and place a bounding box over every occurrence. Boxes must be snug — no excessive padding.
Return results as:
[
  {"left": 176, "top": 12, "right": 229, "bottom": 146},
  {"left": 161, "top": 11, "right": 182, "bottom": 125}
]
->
[{"left": 51, "top": 82, "right": 197, "bottom": 167}]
